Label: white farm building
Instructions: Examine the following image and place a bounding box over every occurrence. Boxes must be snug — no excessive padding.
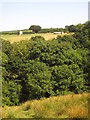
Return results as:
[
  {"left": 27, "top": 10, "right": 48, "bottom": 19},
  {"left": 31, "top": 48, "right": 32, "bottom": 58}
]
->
[
  {"left": 53, "top": 32, "right": 64, "bottom": 34},
  {"left": 19, "top": 31, "right": 23, "bottom": 35}
]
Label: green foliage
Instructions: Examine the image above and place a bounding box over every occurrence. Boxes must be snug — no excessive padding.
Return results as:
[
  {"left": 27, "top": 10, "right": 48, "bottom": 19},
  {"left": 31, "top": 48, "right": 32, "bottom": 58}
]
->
[
  {"left": 2, "top": 21, "right": 89, "bottom": 106},
  {"left": 51, "top": 64, "right": 85, "bottom": 95},
  {"left": 20, "top": 60, "right": 53, "bottom": 100},
  {"left": 1, "top": 30, "right": 19, "bottom": 35},
  {"left": 31, "top": 36, "right": 45, "bottom": 41},
  {"left": 66, "top": 25, "right": 77, "bottom": 32},
  {"left": 2, "top": 80, "right": 21, "bottom": 106},
  {"left": 2, "top": 52, "right": 9, "bottom": 65},
  {"left": 66, "top": 23, "right": 84, "bottom": 32},
  {"left": 2, "top": 39, "right": 12, "bottom": 55},
  {"left": 39, "top": 28, "right": 67, "bottom": 33},
  {"left": 29, "top": 25, "right": 41, "bottom": 33}
]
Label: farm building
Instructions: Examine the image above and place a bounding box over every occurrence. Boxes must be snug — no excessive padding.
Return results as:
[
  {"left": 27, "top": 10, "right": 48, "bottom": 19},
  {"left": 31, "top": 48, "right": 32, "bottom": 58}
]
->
[
  {"left": 53, "top": 32, "right": 64, "bottom": 34},
  {"left": 19, "top": 30, "right": 23, "bottom": 35}
]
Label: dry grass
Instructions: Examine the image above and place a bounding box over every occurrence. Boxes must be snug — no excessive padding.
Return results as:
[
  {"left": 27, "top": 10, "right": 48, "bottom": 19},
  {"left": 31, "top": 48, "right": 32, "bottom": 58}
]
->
[
  {"left": 68, "top": 105, "right": 88, "bottom": 118},
  {"left": 1, "top": 33, "right": 72, "bottom": 43},
  {"left": 2, "top": 93, "right": 89, "bottom": 118}
]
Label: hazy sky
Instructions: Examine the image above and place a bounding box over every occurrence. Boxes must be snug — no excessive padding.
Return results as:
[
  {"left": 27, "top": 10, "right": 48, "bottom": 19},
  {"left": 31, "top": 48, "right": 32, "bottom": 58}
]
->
[{"left": 0, "top": 0, "right": 89, "bottom": 31}]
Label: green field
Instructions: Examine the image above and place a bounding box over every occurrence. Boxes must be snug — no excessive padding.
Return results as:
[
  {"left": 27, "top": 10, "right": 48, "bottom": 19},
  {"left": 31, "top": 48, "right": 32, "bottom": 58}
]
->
[
  {"left": 1, "top": 33, "right": 72, "bottom": 43},
  {"left": 2, "top": 93, "right": 89, "bottom": 118}
]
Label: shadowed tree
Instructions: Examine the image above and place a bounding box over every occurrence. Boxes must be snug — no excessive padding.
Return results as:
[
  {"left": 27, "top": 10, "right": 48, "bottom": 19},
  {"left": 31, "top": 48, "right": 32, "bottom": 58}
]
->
[{"left": 29, "top": 25, "right": 41, "bottom": 33}]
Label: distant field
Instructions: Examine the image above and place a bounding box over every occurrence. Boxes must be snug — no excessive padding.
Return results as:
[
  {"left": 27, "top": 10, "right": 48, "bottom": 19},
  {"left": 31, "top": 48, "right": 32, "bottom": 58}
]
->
[
  {"left": 1, "top": 33, "right": 72, "bottom": 43},
  {"left": 2, "top": 93, "right": 89, "bottom": 118}
]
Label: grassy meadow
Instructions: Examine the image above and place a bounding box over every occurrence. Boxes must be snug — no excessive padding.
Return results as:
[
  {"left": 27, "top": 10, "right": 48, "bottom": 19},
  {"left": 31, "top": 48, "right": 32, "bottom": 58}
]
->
[
  {"left": 1, "top": 33, "right": 72, "bottom": 43},
  {"left": 2, "top": 93, "right": 89, "bottom": 118}
]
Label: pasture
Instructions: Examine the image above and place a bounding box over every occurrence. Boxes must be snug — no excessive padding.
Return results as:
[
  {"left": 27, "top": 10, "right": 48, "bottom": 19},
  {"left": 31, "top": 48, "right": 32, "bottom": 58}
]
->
[{"left": 1, "top": 33, "right": 72, "bottom": 43}]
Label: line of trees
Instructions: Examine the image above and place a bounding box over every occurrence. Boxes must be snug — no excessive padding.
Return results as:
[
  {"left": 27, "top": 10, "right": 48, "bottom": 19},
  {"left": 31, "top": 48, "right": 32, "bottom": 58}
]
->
[
  {"left": 29, "top": 23, "right": 86, "bottom": 33},
  {"left": 1, "top": 21, "right": 90, "bottom": 106},
  {"left": 1, "top": 23, "right": 85, "bottom": 35}
]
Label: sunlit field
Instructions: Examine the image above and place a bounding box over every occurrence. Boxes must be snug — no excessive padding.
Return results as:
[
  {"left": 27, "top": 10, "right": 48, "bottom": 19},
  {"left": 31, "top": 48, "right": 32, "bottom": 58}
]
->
[{"left": 1, "top": 33, "right": 72, "bottom": 43}]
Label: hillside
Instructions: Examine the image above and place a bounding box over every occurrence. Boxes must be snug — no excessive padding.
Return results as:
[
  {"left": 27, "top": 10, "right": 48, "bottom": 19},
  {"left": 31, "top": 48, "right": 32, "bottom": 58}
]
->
[
  {"left": 1, "top": 21, "right": 90, "bottom": 119},
  {"left": 2, "top": 93, "right": 89, "bottom": 118}
]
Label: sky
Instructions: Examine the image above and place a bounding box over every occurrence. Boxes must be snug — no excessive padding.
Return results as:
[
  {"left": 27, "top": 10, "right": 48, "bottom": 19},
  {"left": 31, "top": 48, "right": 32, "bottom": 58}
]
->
[{"left": 0, "top": 0, "right": 89, "bottom": 31}]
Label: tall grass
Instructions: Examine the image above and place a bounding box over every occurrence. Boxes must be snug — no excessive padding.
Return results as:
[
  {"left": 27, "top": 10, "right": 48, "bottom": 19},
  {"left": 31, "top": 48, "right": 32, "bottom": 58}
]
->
[{"left": 2, "top": 93, "right": 89, "bottom": 118}]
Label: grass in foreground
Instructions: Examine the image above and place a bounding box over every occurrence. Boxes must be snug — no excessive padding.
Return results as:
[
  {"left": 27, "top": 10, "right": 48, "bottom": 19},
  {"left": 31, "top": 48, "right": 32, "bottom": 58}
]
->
[{"left": 2, "top": 93, "right": 89, "bottom": 118}]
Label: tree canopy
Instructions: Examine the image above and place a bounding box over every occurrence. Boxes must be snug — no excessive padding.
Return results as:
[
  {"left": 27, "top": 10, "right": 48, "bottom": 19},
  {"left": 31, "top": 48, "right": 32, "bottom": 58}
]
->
[{"left": 29, "top": 25, "right": 41, "bottom": 33}]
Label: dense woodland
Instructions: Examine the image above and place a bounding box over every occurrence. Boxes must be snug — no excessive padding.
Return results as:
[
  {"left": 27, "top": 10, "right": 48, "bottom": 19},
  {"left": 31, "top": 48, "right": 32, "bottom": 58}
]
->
[{"left": 1, "top": 21, "right": 90, "bottom": 106}]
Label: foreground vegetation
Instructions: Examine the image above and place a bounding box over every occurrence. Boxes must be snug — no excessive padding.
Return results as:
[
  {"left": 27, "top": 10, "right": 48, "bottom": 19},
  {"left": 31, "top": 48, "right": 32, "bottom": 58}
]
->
[{"left": 2, "top": 93, "right": 89, "bottom": 118}]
